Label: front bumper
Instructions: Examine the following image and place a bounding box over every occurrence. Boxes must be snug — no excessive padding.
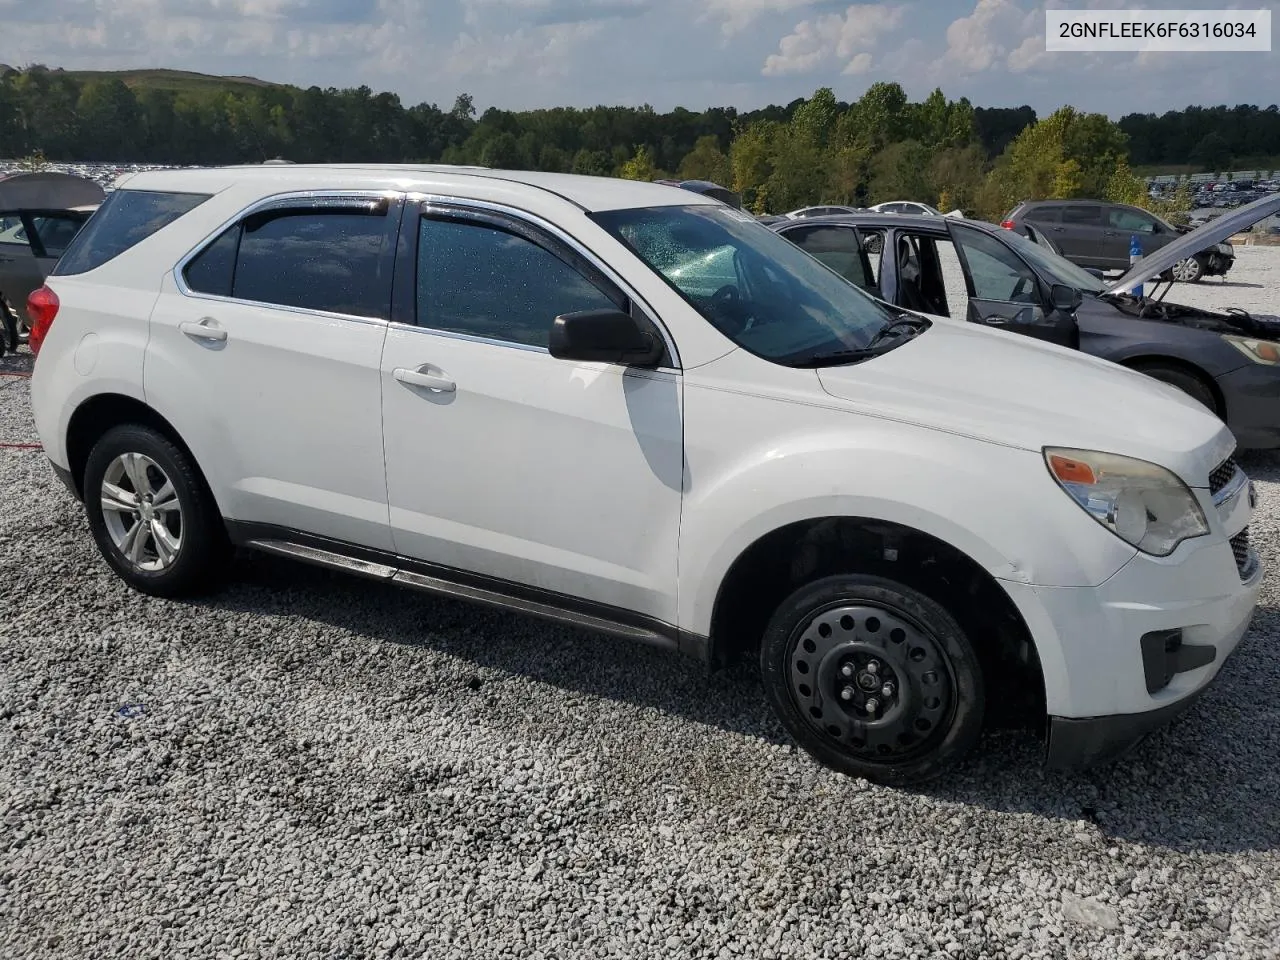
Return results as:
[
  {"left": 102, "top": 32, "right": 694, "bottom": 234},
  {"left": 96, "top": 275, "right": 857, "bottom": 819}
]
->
[
  {"left": 1217, "top": 362, "right": 1280, "bottom": 450},
  {"left": 1044, "top": 671, "right": 1224, "bottom": 769},
  {"left": 1001, "top": 529, "right": 1262, "bottom": 769}
]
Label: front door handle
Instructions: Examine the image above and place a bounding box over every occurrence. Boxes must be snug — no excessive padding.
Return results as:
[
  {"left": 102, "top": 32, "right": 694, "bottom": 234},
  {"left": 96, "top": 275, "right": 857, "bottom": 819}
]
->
[
  {"left": 394, "top": 366, "right": 456, "bottom": 393},
  {"left": 179, "top": 319, "right": 227, "bottom": 342}
]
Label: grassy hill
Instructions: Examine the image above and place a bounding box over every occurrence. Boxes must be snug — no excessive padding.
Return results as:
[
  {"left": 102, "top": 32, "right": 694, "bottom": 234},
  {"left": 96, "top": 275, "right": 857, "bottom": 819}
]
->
[{"left": 60, "top": 68, "right": 281, "bottom": 96}]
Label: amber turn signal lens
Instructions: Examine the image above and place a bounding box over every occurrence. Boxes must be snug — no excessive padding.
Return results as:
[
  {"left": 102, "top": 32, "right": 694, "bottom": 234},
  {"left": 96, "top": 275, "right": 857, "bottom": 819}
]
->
[{"left": 1049, "top": 454, "right": 1096, "bottom": 485}]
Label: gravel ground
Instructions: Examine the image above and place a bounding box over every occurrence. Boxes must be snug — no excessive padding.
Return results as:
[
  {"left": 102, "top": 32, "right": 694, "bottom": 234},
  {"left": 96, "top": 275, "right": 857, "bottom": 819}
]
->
[{"left": 2, "top": 257, "right": 1280, "bottom": 960}]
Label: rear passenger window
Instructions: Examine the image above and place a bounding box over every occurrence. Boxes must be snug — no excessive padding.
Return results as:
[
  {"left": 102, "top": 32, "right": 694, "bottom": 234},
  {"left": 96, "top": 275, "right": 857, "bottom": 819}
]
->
[
  {"left": 1061, "top": 206, "right": 1101, "bottom": 225},
  {"left": 1027, "top": 206, "right": 1063, "bottom": 222},
  {"left": 52, "top": 190, "right": 209, "bottom": 276},
  {"left": 183, "top": 226, "right": 240, "bottom": 297},
  {"left": 235, "top": 209, "right": 390, "bottom": 318},
  {"left": 416, "top": 216, "right": 617, "bottom": 348},
  {"left": 182, "top": 207, "right": 392, "bottom": 318}
]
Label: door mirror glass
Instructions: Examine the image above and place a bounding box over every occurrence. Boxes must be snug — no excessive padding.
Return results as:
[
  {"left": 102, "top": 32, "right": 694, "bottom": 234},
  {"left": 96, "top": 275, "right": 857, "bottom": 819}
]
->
[
  {"left": 1049, "top": 283, "right": 1082, "bottom": 312},
  {"left": 549, "top": 309, "right": 663, "bottom": 366}
]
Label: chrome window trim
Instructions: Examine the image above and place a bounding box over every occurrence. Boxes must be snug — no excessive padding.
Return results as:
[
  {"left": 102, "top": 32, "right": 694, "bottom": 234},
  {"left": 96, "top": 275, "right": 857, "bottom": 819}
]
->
[
  {"left": 405, "top": 192, "right": 682, "bottom": 371},
  {"left": 171, "top": 189, "right": 402, "bottom": 327}
]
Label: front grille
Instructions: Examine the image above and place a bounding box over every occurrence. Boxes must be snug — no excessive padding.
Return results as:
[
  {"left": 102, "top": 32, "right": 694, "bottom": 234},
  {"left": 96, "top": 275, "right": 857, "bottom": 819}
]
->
[
  {"left": 1210, "top": 458, "right": 1239, "bottom": 496},
  {"left": 1231, "top": 527, "right": 1252, "bottom": 578}
]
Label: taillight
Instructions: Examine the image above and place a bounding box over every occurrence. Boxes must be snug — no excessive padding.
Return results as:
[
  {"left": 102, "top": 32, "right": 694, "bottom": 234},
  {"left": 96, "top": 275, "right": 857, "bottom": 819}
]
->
[
  {"left": 26, "top": 285, "right": 59, "bottom": 357},
  {"left": 1000, "top": 219, "right": 1015, "bottom": 229}
]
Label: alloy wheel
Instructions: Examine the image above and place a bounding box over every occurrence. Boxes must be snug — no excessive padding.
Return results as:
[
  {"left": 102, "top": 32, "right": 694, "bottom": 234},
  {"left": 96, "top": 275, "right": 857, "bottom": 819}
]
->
[
  {"left": 1171, "top": 257, "right": 1201, "bottom": 282},
  {"left": 100, "top": 452, "right": 184, "bottom": 572}
]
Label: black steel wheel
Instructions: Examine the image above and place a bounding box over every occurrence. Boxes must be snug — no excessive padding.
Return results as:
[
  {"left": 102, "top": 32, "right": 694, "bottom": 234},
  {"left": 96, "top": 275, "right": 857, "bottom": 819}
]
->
[{"left": 760, "top": 574, "right": 984, "bottom": 785}]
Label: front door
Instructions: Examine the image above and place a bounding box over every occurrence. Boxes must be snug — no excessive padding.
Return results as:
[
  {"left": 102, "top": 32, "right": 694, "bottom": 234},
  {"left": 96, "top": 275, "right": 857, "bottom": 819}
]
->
[
  {"left": 145, "top": 195, "right": 400, "bottom": 550},
  {"left": 380, "top": 202, "right": 684, "bottom": 625},
  {"left": 948, "top": 223, "right": 1078, "bottom": 348}
]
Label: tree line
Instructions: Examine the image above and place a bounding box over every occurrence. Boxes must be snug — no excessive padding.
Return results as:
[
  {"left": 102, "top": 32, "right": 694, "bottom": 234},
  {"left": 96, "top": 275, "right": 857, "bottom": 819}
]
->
[{"left": 4, "top": 64, "right": 1264, "bottom": 220}]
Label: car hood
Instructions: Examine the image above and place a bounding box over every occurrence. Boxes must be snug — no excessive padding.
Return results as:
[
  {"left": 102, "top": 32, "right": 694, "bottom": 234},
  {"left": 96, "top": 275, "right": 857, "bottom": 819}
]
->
[
  {"left": 1108, "top": 192, "right": 1280, "bottom": 294},
  {"left": 815, "top": 318, "right": 1233, "bottom": 485}
]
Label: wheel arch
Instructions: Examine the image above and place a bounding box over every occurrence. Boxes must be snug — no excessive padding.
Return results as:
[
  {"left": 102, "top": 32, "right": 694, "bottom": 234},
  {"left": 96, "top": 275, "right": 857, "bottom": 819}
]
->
[
  {"left": 1118, "top": 354, "right": 1224, "bottom": 416},
  {"left": 65, "top": 393, "right": 217, "bottom": 506},
  {"left": 706, "top": 515, "right": 1048, "bottom": 730}
]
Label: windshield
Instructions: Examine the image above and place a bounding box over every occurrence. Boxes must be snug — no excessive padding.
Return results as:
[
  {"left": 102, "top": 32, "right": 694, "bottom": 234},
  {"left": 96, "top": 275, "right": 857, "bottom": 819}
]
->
[
  {"left": 592, "top": 204, "right": 900, "bottom": 365},
  {"left": 1000, "top": 226, "right": 1108, "bottom": 295}
]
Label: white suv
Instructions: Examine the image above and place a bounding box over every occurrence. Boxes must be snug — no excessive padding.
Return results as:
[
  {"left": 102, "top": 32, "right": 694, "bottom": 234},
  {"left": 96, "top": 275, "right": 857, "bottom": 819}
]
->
[{"left": 28, "top": 165, "right": 1262, "bottom": 784}]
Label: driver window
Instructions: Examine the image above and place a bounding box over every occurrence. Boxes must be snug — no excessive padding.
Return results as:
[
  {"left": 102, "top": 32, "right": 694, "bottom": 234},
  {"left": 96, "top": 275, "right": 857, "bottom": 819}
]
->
[
  {"left": 1108, "top": 208, "right": 1158, "bottom": 233},
  {"left": 953, "top": 228, "right": 1038, "bottom": 304},
  {"left": 418, "top": 217, "right": 618, "bottom": 347}
]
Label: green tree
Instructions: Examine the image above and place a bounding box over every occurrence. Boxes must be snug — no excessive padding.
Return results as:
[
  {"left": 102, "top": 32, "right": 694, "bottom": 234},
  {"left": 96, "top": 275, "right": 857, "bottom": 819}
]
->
[
  {"left": 678, "top": 134, "right": 732, "bottom": 185},
  {"left": 618, "top": 145, "right": 659, "bottom": 181}
]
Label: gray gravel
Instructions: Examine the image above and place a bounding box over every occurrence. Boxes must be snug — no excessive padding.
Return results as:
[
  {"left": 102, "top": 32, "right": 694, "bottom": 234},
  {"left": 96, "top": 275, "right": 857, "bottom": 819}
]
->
[{"left": 3, "top": 255, "right": 1280, "bottom": 959}]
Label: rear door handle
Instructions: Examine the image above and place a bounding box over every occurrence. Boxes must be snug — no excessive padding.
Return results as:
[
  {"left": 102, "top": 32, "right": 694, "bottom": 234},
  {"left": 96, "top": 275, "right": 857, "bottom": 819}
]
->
[
  {"left": 179, "top": 319, "right": 227, "bottom": 342},
  {"left": 394, "top": 366, "right": 456, "bottom": 393}
]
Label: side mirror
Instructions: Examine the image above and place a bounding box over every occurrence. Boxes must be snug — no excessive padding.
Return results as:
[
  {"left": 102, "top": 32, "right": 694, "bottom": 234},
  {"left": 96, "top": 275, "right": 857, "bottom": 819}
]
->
[
  {"left": 1049, "top": 283, "right": 1083, "bottom": 313},
  {"left": 548, "top": 308, "right": 664, "bottom": 366}
]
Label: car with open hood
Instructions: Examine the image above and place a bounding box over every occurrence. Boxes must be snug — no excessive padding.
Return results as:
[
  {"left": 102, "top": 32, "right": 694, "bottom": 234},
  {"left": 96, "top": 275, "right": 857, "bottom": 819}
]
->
[
  {"left": 1001, "top": 199, "right": 1234, "bottom": 283},
  {"left": 0, "top": 171, "right": 105, "bottom": 354},
  {"left": 27, "top": 164, "right": 1260, "bottom": 786},
  {"left": 773, "top": 194, "right": 1280, "bottom": 450}
]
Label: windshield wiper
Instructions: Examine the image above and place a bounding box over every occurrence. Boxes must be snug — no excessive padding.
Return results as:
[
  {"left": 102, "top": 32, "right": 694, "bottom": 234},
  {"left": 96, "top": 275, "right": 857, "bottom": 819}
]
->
[
  {"left": 864, "top": 314, "right": 929, "bottom": 350},
  {"left": 787, "top": 316, "right": 931, "bottom": 368}
]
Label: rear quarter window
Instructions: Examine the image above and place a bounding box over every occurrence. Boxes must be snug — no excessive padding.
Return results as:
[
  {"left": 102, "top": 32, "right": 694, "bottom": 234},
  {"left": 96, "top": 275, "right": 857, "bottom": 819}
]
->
[{"left": 52, "top": 190, "right": 210, "bottom": 276}]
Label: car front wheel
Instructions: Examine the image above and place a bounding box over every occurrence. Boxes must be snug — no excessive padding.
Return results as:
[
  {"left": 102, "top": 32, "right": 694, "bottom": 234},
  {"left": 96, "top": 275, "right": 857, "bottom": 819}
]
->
[
  {"left": 760, "top": 574, "right": 985, "bottom": 785},
  {"left": 1171, "top": 256, "right": 1205, "bottom": 283},
  {"left": 83, "top": 424, "right": 229, "bottom": 597}
]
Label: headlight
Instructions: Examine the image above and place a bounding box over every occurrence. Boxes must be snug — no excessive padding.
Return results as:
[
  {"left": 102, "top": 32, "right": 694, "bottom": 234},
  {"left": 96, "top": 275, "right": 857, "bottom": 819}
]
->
[
  {"left": 1217, "top": 242, "right": 1234, "bottom": 255},
  {"left": 1044, "top": 448, "right": 1209, "bottom": 557},
  {"left": 1224, "top": 334, "right": 1280, "bottom": 364}
]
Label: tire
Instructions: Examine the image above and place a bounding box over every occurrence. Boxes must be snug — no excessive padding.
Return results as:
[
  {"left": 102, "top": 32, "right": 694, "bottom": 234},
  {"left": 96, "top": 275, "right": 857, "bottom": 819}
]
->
[
  {"left": 83, "top": 424, "right": 230, "bottom": 597},
  {"left": 1132, "top": 362, "right": 1217, "bottom": 415},
  {"left": 0, "top": 296, "right": 17, "bottom": 355},
  {"left": 760, "top": 574, "right": 985, "bottom": 786},
  {"left": 1171, "top": 256, "right": 1204, "bottom": 283}
]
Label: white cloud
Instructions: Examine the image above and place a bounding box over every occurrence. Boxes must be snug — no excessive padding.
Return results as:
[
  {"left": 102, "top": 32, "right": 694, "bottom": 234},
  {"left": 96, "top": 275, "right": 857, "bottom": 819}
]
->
[
  {"left": 762, "top": 3, "right": 904, "bottom": 76},
  {"left": 942, "top": 0, "right": 1053, "bottom": 74},
  {"left": 842, "top": 51, "right": 872, "bottom": 75},
  {"left": 703, "top": 0, "right": 818, "bottom": 36}
]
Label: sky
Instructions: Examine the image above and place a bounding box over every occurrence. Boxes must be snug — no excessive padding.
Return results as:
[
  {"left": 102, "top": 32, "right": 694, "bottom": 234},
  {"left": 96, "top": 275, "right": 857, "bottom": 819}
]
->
[{"left": 1, "top": 0, "right": 1277, "bottom": 117}]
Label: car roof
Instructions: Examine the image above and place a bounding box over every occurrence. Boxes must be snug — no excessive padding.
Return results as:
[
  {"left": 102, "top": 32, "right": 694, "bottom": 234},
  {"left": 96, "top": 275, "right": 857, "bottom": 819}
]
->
[
  {"left": 772, "top": 212, "right": 958, "bottom": 232},
  {"left": 115, "top": 164, "right": 717, "bottom": 214}
]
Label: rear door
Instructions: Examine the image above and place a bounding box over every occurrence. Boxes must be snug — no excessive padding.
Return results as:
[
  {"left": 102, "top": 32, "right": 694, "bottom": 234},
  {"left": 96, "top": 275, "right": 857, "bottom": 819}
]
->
[
  {"left": 146, "top": 193, "right": 400, "bottom": 550},
  {"left": 948, "top": 222, "right": 1077, "bottom": 347},
  {"left": 1057, "top": 205, "right": 1107, "bottom": 266}
]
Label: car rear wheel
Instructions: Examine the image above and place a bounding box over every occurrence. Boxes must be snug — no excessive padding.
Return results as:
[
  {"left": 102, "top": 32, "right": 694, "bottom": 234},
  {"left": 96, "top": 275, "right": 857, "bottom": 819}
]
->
[
  {"left": 760, "top": 574, "right": 984, "bottom": 785},
  {"left": 1132, "top": 362, "right": 1218, "bottom": 415},
  {"left": 1171, "top": 256, "right": 1205, "bottom": 283},
  {"left": 83, "top": 424, "right": 229, "bottom": 597}
]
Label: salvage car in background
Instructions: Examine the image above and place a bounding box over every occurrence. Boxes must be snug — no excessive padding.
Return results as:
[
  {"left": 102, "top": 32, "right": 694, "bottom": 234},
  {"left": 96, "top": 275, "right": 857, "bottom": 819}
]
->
[
  {"left": 1002, "top": 199, "right": 1234, "bottom": 283},
  {"left": 0, "top": 171, "right": 104, "bottom": 354},
  {"left": 774, "top": 194, "right": 1280, "bottom": 449}
]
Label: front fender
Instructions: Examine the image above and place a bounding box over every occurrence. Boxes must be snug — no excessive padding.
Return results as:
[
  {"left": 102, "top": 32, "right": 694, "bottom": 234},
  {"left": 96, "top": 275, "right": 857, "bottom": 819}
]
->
[{"left": 678, "top": 412, "right": 1136, "bottom": 640}]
